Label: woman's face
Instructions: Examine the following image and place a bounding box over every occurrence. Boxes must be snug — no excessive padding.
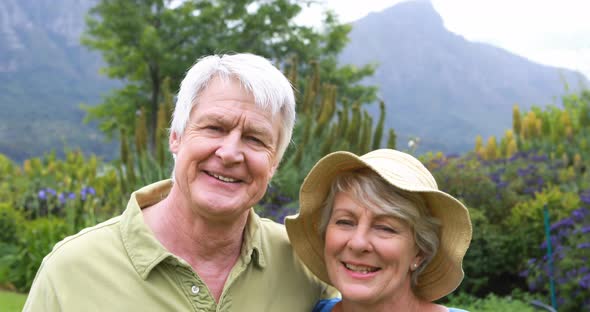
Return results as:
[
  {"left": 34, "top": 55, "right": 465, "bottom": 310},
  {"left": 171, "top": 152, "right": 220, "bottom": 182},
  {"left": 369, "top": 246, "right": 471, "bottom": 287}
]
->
[{"left": 324, "top": 191, "right": 422, "bottom": 307}]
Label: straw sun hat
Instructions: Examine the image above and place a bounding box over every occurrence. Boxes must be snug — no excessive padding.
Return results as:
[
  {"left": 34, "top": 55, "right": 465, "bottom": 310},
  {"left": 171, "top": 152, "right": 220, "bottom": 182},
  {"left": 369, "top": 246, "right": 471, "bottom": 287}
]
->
[{"left": 285, "top": 149, "right": 472, "bottom": 302}]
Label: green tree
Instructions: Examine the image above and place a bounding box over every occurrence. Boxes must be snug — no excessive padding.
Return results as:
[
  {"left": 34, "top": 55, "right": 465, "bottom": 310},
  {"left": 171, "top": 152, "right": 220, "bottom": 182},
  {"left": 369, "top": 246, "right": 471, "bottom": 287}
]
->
[
  {"left": 268, "top": 57, "right": 391, "bottom": 201},
  {"left": 82, "top": 0, "right": 377, "bottom": 154}
]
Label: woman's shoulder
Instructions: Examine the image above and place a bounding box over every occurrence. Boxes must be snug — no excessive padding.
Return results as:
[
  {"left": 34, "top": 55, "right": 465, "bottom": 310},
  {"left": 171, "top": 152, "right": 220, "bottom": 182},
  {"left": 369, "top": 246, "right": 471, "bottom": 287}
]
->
[
  {"left": 447, "top": 307, "right": 469, "bottom": 312},
  {"left": 312, "top": 298, "right": 341, "bottom": 312}
]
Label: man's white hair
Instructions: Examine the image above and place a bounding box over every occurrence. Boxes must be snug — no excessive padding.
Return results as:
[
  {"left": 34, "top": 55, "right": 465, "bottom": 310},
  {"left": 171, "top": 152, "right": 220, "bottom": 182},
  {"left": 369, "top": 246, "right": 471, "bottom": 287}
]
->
[{"left": 170, "top": 53, "right": 296, "bottom": 163}]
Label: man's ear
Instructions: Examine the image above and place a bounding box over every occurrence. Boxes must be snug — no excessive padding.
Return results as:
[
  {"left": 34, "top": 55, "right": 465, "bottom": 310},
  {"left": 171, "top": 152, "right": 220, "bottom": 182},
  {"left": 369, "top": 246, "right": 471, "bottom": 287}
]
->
[
  {"left": 169, "top": 131, "right": 181, "bottom": 153},
  {"left": 269, "top": 160, "right": 279, "bottom": 178}
]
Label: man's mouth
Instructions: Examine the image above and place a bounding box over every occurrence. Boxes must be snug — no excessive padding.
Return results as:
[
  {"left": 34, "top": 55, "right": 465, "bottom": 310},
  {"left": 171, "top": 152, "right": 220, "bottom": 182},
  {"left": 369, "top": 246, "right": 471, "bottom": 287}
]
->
[
  {"left": 343, "top": 262, "right": 380, "bottom": 274},
  {"left": 205, "top": 171, "right": 240, "bottom": 183}
]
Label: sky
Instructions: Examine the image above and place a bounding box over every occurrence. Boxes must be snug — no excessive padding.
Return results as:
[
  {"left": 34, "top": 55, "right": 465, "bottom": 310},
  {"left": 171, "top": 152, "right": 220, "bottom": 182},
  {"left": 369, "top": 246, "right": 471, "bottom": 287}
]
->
[{"left": 296, "top": 0, "right": 590, "bottom": 80}]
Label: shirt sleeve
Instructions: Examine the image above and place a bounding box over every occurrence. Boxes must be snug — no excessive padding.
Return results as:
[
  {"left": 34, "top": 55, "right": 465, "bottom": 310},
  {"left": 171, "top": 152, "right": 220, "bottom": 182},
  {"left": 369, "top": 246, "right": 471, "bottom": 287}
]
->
[{"left": 22, "top": 265, "right": 62, "bottom": 312}]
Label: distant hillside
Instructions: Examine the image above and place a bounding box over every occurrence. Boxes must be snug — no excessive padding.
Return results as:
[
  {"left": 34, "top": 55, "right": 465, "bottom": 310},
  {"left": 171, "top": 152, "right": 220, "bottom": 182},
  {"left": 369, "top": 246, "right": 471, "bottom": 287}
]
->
[
  {"left": 1, "top": 0, "right": 587, "bottom": 161},
  {"left": 339, "top": 0, "right": 587, "bottom": 153},
  {"left": 0, "top": 0, "right": 117, "bottom": 162}
]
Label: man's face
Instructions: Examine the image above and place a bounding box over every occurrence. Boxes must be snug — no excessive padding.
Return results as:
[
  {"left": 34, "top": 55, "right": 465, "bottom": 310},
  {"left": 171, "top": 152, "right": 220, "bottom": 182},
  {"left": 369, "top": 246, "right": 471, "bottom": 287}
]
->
[{"left": 170, "top": 76, "right": 281, "bottom": 220}]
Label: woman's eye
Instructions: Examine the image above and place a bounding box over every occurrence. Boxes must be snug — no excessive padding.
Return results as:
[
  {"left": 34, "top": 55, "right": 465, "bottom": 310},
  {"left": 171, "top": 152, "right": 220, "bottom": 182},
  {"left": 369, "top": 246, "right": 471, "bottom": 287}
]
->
[
  {"left": 335, "top": 219, "right": 354, "bottom": 226},
  {"left": 375, "top": 225, "right": 396, "bottom": 233}
]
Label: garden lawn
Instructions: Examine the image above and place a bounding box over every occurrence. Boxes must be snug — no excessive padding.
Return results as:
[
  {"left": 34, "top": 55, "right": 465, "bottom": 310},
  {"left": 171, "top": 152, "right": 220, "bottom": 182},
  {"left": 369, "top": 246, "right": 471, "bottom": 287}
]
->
[{"left": 0, "top": 290, "right": 27, "bottom": 312}]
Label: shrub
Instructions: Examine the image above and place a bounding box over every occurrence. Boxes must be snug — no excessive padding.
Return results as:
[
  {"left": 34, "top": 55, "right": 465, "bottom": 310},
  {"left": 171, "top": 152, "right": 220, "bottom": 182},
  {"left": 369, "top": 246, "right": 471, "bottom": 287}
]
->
[
  {"left": 458, "top": 208, "right": 528, "bottom": 296},
  {"left": 522, "top": 189, "right": 590, "bottom": 311},
  {"left": 3, "top": 218, "right": 69, "bottom": 292},
  {"left": 0, "top": 203, "right": 25, "bottom": 244},
  {"left": 444, "top": 292, "right": 536, "bottom": 312},
  {"left": 256, "top": 185, "right": 297, "bottom": 223}
]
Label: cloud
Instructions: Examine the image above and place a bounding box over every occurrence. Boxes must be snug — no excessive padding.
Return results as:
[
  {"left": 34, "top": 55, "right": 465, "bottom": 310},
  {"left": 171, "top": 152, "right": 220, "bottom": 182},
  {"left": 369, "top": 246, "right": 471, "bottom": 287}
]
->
[{"left": 297, "top": 0, "right": 590, "bottom": 78}]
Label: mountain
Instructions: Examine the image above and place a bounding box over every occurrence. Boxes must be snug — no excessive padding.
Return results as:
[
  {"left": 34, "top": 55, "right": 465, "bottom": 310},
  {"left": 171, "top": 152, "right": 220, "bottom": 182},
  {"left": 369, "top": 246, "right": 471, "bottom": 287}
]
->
[
  {"left": 1, "top": 0, "right": 587, "bottom": 162},
  {"left": 0, "top": 0, "right": 117, "bottom": 162},
  {"left": 339, "top": 0, "right": 587, "bottom": 153}
]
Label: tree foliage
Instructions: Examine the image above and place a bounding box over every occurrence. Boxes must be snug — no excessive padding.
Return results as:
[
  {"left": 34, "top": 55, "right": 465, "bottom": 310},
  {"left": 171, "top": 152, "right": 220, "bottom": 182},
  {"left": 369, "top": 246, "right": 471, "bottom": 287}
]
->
[{"left": 82, "top": 0, "right": 377, "bottom": 152}]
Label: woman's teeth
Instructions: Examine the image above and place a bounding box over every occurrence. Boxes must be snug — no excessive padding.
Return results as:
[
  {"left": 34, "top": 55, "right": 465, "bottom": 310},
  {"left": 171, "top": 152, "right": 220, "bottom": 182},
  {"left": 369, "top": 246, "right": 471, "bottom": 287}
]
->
[{"left": 344, "top": 263, "right": 379, "bottom": 273}]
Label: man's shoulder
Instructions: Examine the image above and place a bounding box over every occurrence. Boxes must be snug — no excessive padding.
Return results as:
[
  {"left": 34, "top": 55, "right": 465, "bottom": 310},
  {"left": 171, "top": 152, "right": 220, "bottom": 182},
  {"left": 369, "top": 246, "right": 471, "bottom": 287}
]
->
[
  {"left": 257, "top": 217, "right": 289, "bottom": 242},
  {"left": 42, "top": 216, "right": 122, "bottom": 268}
]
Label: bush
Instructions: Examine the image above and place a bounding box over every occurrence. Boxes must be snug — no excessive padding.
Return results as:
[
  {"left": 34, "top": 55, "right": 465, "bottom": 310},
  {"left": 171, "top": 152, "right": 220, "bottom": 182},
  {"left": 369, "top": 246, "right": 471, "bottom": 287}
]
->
[
  {"left": 444, "top": 292, "right": 536, "bottom": 312},
  {"left": 0, "top": 203, "right": 25, "bottom": 244},
  {"left": 458, "top": 208, "right": 528, "bottom": 296},
  {"left": 256, "top": 185, "right": 297, "bottom": 223},
  {"left": 428, "top": 149, "right": 585, "bottom": 297},
  {"left": 522, "top": 191, "right": 590, "bottom": 311},
  {"left": 3, "top": 218, "right": 69, "bottom": 292},
  {"left": 0, "top": 204, "right": 25, "bottom": 289}
]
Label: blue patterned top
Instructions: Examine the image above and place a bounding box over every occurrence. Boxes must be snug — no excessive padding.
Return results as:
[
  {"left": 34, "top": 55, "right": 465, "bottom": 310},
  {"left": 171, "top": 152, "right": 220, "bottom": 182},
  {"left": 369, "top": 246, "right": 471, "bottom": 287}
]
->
[
  {"left": 312, "top": 299, "right": 469, "bottom": 312},
  {"left": 312, "top": 299, "right": 340, "bottom": 312}
]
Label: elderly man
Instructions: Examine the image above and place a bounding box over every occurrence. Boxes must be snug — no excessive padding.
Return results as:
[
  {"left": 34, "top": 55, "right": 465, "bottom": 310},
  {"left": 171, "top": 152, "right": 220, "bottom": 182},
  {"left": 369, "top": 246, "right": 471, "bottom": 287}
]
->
[{"left": 24, "top": 53, "right": 335, "bottom": 311}]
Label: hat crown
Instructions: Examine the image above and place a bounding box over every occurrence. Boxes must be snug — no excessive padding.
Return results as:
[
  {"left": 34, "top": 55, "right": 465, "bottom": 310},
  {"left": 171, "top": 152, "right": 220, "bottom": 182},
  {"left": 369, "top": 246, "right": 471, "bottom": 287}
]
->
[{"left": 361, "top": 149, "right": 438, "bottom": 191}]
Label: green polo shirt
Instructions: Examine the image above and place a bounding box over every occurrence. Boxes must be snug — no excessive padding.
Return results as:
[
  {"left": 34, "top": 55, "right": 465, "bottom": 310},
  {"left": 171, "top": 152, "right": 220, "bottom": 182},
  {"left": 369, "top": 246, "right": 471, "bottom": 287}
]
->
[{"left": 24, "top": 180, "right": 336, "bottom": 311}]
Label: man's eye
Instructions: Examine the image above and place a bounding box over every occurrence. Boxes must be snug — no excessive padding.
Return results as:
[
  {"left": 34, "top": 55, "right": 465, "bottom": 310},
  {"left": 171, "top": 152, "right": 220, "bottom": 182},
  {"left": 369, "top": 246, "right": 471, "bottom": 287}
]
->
[
  {"left": 246, "top": 136, "right": 264, "bottom": 145},
  {"left": 206, "top": 125, "right": 223, "bottom": 131}
]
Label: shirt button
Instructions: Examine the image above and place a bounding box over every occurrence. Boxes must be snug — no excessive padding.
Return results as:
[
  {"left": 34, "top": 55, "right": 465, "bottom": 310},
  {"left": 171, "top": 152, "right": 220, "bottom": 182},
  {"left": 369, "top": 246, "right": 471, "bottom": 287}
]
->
[{"left": 191, "top": 285, "right": 200, "bottom": 294}]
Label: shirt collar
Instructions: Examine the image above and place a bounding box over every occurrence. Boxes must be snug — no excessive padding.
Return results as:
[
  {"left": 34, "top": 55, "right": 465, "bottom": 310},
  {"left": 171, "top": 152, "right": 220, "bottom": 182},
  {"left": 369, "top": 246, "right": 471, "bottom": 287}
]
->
[
  {"left": 120, "top": 179, "right": 267, "bottom": 279},
  {"left": 241, "top": 210, "right": 267, "bottom": 268},
  {"left": 120, "top": 180, "right": 174, "bottom": 280}
]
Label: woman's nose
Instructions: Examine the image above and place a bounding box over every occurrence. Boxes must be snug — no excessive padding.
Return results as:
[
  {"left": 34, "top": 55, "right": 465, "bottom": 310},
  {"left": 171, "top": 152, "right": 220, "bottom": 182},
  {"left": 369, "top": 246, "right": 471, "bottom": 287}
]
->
[{"left": 347, "top": 226, "right": 372, "bottom": 253}]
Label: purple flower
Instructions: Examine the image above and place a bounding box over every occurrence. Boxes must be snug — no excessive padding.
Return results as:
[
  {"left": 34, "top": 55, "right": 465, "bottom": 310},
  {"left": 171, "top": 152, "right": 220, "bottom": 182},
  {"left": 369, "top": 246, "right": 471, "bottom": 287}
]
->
[
  {"left": 578, "top": 243, "right": 590, "bottom": 249},
  {"left": 528, "top": 280, "right": 537, "bottom": 291},
  {"left": 572, "top": 208, "right": 589, "bottom": 221},
  {"left": 58, "top": 193, "right": 65, "bottom": 204},
  {"left": 38, "top": 190, "right": 47, "bottom": 200},
  {"left": 46, "top": 188, "right": 57, "bottom": 196},
  {"left": 551, "top": 217, "right": 575, "bottom": 231},
  {"left": 531, "top": 154, "right": 548, "bottom": 162},
  {"left": 497, "top": 181, "right": 508, "bottom": 189},
  {"left": 68, "top": 192, "right": 76, "bottom": 200},
  {"left": 277, "top": 195, "right": 291, "bottom": 203},
  {"left": 80, "top": 187, "right": 90, "bottom": 201},
  {"left": 579, "top": 274, "right": 590, "bottom": 289}
]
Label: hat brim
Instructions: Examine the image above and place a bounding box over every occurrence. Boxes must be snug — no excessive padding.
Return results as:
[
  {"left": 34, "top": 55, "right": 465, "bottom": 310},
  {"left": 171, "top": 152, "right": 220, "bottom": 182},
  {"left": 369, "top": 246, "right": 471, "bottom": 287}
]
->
[{"left": 285, "top": 150, "right": 472, "bottom": 302}]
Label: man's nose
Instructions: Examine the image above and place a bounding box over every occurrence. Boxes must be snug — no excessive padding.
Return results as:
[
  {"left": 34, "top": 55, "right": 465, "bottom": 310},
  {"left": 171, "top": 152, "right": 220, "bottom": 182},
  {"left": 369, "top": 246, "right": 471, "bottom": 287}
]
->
[{"left": 215, "top": 131, "right": 245, "bottom": 166}]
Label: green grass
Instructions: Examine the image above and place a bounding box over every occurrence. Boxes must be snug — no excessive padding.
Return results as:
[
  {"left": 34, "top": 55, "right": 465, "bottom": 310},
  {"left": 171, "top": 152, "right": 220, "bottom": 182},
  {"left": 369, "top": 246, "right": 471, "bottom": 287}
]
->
[{"left": 0, "top": 290, "right": 27, "bottom": 312}]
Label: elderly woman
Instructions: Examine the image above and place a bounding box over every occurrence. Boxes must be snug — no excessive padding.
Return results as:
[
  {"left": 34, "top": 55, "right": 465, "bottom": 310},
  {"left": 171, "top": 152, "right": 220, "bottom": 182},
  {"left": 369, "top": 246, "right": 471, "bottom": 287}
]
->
[{"left": 286, "top": 149, "right": 472, "bottom": 312}]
